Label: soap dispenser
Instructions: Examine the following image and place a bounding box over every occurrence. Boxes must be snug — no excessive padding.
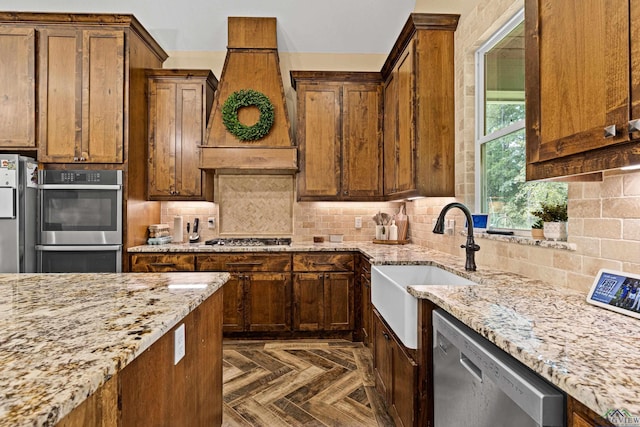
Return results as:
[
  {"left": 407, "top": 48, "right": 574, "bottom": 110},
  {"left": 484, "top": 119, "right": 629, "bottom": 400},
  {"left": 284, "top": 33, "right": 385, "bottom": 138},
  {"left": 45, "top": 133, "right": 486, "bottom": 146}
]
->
[{"left": 389, "top": 219, "right": 398, "bottom": 241}]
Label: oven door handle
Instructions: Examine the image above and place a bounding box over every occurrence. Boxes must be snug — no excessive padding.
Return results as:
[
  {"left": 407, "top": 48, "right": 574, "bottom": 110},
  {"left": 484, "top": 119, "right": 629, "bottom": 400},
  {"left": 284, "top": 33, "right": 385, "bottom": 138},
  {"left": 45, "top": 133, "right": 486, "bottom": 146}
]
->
[
  {"left": 36, "top": 245, "right": 122, "bottom": 251},
  {"left": 38, "top": 184, "right": 122, "bottom": 190}
]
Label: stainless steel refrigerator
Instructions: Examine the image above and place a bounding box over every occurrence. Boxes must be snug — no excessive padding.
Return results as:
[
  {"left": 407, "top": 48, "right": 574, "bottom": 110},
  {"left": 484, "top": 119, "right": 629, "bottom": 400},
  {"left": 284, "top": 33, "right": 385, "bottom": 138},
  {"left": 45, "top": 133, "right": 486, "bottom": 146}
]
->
[{"left": 0, "top": 155, "right": 38, "bottom": 273}]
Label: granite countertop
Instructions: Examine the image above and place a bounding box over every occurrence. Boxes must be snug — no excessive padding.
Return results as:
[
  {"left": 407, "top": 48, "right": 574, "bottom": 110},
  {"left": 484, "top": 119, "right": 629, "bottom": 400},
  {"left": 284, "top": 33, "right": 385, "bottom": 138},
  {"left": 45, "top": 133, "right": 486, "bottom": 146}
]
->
[
  {"left": 129, "top": 241, "right": 640, "bottom": 422},
  {"left": 409, "top": 277, "right": 640, "bottom": 423},
  {"left": 0, "top": 272, "right": 229, "bottom": 427}
]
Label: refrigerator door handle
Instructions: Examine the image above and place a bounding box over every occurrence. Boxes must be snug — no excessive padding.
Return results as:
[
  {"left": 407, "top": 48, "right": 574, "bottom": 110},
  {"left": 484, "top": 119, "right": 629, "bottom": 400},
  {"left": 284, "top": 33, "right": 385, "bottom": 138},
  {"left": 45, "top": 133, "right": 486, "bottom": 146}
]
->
[
  {"left": 0, "top": 187, "right": 16, "bottom": 219},
  {"left": 36, "top": 245, "right": 122, "bottom": 251}
]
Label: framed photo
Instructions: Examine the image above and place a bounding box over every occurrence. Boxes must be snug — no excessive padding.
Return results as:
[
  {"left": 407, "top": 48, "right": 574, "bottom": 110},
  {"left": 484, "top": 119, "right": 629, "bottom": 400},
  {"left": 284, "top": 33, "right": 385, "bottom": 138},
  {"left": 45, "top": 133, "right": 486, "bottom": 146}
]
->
[{"left": 586, "top": 269, "right": 640, "bottom": 320}]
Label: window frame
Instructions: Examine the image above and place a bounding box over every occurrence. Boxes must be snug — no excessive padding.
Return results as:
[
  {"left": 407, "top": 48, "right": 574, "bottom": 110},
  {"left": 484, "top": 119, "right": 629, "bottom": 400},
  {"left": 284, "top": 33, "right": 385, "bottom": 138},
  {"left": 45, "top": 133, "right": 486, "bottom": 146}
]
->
[{"left": 474, "top": 9, "right": 527, "bottom": 231}]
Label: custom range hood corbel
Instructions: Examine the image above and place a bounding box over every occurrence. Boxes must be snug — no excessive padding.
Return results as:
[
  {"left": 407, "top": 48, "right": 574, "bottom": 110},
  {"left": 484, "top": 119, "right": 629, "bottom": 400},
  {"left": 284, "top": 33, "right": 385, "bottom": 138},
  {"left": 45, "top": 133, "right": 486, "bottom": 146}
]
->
[{"left": 199, "top": 17, "right": 297, "bottom": 174}]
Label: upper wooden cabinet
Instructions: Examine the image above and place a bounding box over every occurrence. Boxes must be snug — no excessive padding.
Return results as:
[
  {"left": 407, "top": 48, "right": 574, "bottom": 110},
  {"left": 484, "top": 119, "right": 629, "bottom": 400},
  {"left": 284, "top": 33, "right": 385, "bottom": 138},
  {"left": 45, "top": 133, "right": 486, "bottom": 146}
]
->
[
  {"left": 0, "top": 13, "right": 168, "bottom": 164},
  {"left": 146, "top": 69, "right": 217, "bottom": 200},
  {"left": 525, "top": 0, "right": 640, "bottom": 180},
  {"left": 384, "top": 43, "right": 415, "bottom": 196},
  {"left": 0, "top": 28, "right": 35, "bottom": 149},
  {"left": 381, "top": 14, "right": 459, "bottom": 199},
  {"left": 38, "top": 28, "right": 125, "bottom": 163},
  {"left": 291, "top": 72, "right": 383, "bottom": 201}
]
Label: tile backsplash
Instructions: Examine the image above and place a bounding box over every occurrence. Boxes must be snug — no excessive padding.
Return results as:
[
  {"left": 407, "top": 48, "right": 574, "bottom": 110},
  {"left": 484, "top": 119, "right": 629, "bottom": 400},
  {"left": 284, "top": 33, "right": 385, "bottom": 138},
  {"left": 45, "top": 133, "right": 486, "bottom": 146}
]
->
[{"left": 160, "top": 199, "right": 403, "bottom": 243}]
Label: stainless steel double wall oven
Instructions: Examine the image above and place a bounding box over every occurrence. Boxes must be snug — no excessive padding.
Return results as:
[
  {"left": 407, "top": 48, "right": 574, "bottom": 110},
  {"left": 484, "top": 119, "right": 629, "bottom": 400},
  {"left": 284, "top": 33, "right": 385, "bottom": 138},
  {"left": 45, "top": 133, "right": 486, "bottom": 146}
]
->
[{"left": 37, "top": 170, "right": 123, "bottom": 273}]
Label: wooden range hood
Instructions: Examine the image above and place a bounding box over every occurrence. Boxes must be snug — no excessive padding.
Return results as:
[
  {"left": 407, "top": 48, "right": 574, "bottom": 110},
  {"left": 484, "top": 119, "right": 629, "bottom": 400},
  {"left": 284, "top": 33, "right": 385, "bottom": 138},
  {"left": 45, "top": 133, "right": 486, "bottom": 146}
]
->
[{"left": 199, "top": 17, "right": 297, "bottom": 174}]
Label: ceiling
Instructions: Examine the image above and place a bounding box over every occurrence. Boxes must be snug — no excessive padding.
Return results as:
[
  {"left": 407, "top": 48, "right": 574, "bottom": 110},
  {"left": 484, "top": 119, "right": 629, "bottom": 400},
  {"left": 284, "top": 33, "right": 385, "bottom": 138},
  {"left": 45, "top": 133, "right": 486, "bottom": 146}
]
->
[{"left": 4, "top": 0, "right": 418, "bottom": 54}]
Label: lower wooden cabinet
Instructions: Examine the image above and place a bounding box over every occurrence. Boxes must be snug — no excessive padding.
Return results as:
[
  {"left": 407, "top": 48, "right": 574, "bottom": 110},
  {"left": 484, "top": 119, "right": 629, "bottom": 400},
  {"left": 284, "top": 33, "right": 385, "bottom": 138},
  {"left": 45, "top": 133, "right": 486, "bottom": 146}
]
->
[
  {"left": 58, "top": 290, "right": 223, "bottom": 426},
  {"left": 245, "top": 272, "right": 292, "bottom": 332},
  {"left": 220, "top": 274, "right": 244, "bottom": 332},
  {"left": 293, "top": 272, "right": 354, "bottom": 331},
  {"left": 197, "top": 254, "right": 292, "bottom": 333},
  {"left": 568, "top": 396, "right": 614, "bottom": 427},
  {"left": 293, "top": 253, "right": 355, "bottom": 333},
  {"left": 373, "top": 309, "right": 417, "bottom": 427}
]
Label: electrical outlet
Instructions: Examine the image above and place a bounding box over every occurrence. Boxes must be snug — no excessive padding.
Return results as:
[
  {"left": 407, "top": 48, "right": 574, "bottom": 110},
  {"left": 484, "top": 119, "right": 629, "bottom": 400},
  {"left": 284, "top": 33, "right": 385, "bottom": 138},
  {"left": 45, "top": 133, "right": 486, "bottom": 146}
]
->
[
  {"left": 355, "top": 216, "right": 362, "bottom": 229},
  {"left": 207, "top": 217, "right": 216, "bottom": 229},
  {"left": 174, "top": 323, "right": 185, "bottom": 365},
  {"left": 446, "top": 219, "right": 456, "bottom": 235}
]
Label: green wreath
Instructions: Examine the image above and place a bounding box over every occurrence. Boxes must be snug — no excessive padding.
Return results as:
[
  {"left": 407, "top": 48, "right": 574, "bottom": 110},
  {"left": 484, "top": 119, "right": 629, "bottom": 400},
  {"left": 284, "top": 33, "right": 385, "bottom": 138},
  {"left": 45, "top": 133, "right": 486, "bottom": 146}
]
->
[{"left": 221, "top": 89, "right": 274, "bottom": 141}]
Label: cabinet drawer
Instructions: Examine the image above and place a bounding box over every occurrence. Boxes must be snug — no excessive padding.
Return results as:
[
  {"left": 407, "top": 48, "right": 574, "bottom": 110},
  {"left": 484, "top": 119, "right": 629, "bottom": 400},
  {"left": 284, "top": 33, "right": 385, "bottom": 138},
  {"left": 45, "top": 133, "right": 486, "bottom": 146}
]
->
[
  {"left": 130, "top": 254, "right": 195, "bottom": 272},
  {"left": 196, "top": 254, "right": 291, "bottom": 272},
  {"left": 293, "top": 253, "right": 354, "bottom": 272}
]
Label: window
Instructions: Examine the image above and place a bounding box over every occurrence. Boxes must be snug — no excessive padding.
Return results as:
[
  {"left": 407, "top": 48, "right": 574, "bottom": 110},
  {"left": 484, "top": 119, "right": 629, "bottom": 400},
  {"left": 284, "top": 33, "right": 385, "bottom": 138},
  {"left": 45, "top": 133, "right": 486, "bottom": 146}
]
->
[{"left": 475, "top": 10, "right": 567, "bottom": 230}]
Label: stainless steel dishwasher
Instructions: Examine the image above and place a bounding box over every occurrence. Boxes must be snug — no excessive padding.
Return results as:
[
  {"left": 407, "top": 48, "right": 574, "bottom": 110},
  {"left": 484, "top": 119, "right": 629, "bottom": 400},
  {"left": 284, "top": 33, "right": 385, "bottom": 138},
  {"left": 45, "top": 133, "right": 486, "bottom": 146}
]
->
[{"left": 433, "top": 309, "right": 565, "bottom": 427}]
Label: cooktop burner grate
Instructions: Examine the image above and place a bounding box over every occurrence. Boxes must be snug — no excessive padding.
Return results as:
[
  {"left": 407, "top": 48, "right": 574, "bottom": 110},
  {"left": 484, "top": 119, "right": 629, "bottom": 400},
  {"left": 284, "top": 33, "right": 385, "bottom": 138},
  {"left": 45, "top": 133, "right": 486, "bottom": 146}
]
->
[{"left": 204, "top": 237, "right": 292, "bottom": 246}]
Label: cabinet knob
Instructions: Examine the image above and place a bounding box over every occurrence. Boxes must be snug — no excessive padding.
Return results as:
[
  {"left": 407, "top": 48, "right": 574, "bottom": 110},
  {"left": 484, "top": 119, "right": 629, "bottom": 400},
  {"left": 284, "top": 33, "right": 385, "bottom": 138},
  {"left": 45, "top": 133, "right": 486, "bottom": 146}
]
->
[
  {"left": 629, "top": 119, "right": 640, "bottom": 133},
  {"left": 343, "top": 190, "right": 348, "bottom": 195},
  {"left": 73, "top": 157, "right": 79, "bottom": 162},
  {"left": 604, "top": 124, "right": 616, "bottom": 138}
]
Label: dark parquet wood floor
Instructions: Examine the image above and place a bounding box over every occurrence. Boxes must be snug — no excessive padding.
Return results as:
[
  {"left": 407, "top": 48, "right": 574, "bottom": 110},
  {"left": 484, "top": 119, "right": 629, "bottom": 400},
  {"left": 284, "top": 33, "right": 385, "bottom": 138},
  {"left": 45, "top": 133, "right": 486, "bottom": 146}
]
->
[{"left": 222, "top": 340, "right": 395, "bottom": 427}]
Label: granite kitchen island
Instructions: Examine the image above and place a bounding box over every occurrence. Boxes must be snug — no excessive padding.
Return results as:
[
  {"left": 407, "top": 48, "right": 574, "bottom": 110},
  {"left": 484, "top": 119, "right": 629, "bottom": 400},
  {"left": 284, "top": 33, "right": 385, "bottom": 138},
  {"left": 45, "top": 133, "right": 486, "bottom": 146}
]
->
[{"left": 0, "top": 272, "right": 229, "bottom": 427}]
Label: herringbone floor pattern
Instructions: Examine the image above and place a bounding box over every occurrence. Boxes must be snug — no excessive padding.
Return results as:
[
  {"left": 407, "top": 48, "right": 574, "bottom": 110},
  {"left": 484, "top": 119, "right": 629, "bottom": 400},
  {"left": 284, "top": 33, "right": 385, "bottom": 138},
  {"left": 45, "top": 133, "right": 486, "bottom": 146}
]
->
[{"left": 222, "top": 340, "right": 394, "bottom": 427}]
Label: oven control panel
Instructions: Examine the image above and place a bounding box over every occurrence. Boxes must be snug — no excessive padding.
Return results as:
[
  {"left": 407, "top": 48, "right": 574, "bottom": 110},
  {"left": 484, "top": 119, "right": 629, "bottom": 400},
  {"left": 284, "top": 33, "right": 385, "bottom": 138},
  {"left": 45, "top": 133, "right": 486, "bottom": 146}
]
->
[{"left": 40, "top": 170, "right": 122, "bottom": 185}]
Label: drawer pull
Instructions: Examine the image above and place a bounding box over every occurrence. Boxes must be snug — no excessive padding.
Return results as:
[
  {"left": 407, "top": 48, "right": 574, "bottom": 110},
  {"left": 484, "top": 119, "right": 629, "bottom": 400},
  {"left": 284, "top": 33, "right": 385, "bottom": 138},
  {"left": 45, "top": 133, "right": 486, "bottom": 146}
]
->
[
  {"left": 226, "top": 262, "right": 263, "bottom": 267},
  {"left": 150, "top": 263, "right": 176, "bottom": 267},
  {"left": 629, "top": 119, "right": 640, "bottom": 133}
]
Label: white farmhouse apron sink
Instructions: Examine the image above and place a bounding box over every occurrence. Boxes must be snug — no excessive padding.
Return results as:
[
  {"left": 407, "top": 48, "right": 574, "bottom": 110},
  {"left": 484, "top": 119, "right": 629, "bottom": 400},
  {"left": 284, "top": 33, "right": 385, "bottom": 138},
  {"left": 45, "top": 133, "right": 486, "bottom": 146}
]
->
[{"left": 371, "top": 265, "right": 476, "bottom": 349}]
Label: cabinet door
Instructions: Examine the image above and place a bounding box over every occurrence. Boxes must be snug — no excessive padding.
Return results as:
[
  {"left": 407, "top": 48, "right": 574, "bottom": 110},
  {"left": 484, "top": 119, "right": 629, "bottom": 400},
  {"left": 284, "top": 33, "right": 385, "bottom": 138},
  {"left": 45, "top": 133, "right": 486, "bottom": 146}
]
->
[
  {"left": 342, "top": 84, "right": 383, "bottom": 198},
  {"left": 81, "top": 30, "right": 124, "bottom": 163},
  {"left": 246, "top": 272, "right": 291, "bottom": 332},
  {"left": 395, "top": 42, "right": 415, "bottom": 193},
  {"left": 324, "top": 272, "right": 354, "bottom": 331},
  {"left": 360, "top": 259, "right": 372, "bottom": 346},
  {"left": 38, "top": 28, "right": 81, "bottom": 162},
  {"left": 39, "top": 29, "right": 124, "bottom": 163},
  {"left": 0, "top": 27, "right": 36, "bottom": 149},
  {"left": 148, "top": 79, "right": 206, "bottom": 200},
  {"left": 293, "top": 272, "right": 324, "bottom": 331},
  {"left": 383, "top": 73, "right": 398, "bottom": 195},
  {"left": 391, "top": 337, "right": 417, "bottom": 427},
  {"left": 148, "top": 80, "right": 178, "bottom": 198},
  {"left": 222, "top": 274, "right": 245, "bottom": 332},
  {"left": 526, "top": 0, "right": 631, "bottom": 179},
  {"left": 373, "top": 311, "right": 392, "bottom": 402},
  {"left": 296, "top": 83, "right": 341, "bottom": 198},
  {"left": 175, "top": 82, "right": 205, "bottom": 198}
]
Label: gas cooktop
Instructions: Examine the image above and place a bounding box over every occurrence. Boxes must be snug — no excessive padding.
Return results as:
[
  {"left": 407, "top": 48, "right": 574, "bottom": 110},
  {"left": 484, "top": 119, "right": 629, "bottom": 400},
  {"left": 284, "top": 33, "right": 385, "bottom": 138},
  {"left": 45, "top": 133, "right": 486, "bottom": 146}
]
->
[{"left": 204, "top": 237, "right": 292, "bottom": 247}]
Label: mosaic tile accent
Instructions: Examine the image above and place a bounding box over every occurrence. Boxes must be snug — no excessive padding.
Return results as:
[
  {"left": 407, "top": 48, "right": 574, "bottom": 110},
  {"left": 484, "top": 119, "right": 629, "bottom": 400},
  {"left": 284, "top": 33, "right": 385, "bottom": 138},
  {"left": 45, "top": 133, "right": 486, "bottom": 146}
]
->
[{"left": 217, "top": 175, "right": 294, "bottom": 236}]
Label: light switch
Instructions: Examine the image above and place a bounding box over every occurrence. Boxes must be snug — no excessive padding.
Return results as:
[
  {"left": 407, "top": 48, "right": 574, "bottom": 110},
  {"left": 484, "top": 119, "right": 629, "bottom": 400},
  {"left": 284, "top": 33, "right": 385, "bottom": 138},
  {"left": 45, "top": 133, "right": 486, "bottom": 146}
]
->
[
  {"left": 174, "top": 323, "right": 185, "bottom": 365},
  {"left": 355, "top": 217, "right": 362, "bottom": 229}
]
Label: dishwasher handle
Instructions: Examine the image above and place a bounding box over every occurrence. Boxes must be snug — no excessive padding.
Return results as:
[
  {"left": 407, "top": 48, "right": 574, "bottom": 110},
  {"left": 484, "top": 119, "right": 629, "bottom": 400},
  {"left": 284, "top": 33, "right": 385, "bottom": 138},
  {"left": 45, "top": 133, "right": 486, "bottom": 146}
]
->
[{"left": 460, "top": 353, "right": 483, "bottom": 383}]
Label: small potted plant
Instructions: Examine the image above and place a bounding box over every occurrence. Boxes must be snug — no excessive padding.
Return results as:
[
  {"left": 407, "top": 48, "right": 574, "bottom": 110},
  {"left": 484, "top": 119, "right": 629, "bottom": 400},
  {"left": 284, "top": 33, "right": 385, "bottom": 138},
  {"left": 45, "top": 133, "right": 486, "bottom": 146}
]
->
[
  {"left": 531, "top": 219, "right": 545, "bottom": 240},
  {"left": 531, "top": 202, "right": 568, "bottom": 241}
]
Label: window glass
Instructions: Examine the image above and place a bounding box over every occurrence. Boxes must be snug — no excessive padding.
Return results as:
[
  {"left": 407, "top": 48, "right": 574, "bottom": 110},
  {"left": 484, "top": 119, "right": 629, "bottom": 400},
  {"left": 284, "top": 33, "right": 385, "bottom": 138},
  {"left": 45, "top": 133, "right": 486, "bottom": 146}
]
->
[{"left": 476, "top": 12, "right": 567, "bottom": 230}]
